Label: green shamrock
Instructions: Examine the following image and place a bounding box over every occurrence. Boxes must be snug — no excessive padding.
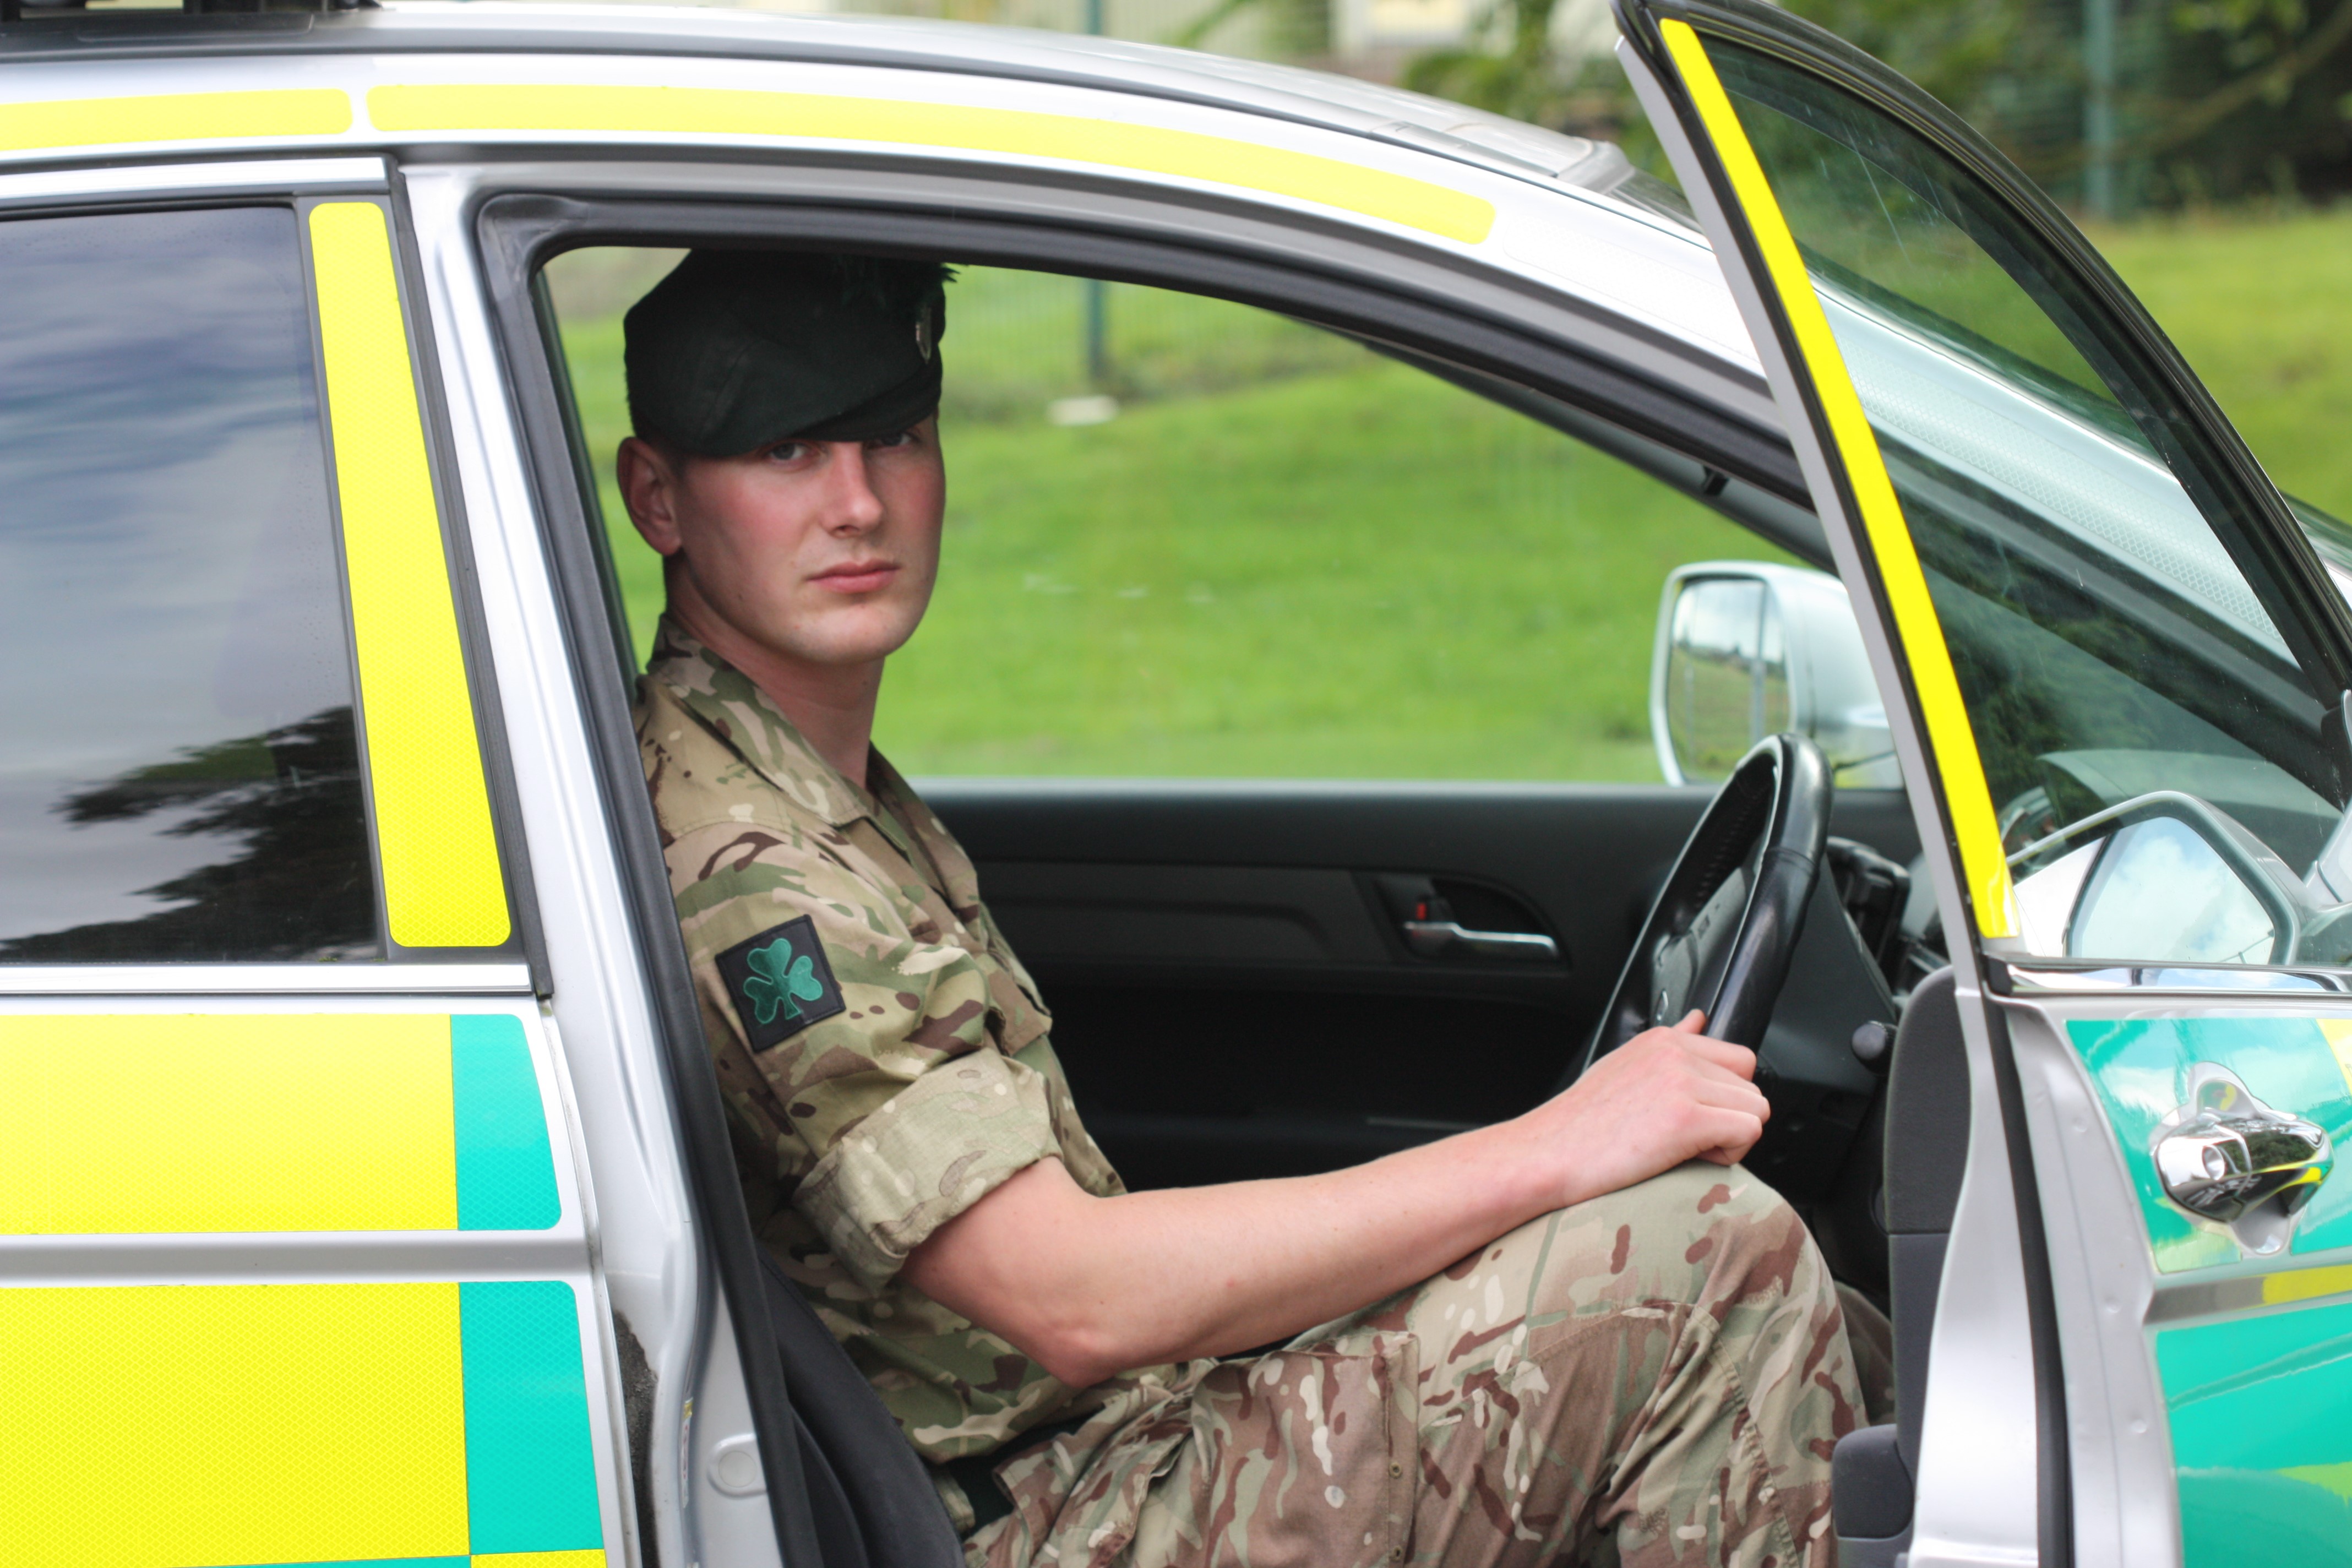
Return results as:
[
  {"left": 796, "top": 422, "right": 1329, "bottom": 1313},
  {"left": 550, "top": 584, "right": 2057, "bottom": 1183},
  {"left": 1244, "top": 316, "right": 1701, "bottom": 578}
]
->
[{"left": 743, "top": 935, "right": 825, "bottom": 1026}]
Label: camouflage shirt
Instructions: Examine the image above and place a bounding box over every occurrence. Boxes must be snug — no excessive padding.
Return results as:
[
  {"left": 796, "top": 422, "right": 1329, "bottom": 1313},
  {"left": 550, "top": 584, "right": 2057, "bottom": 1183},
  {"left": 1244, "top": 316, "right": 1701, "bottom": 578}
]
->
[{"left": 635, "top": 618, "right": 1155, "bottom": 1466}]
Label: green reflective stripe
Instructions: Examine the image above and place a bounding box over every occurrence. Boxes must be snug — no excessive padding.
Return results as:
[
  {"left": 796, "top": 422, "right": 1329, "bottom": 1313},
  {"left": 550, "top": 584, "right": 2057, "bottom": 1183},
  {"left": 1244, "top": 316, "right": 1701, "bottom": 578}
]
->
[
  {"left": 2067, "top": 1016, "right": 2352, "bottom": 1271},
  {"left": 2159, "top": 1299, "right": 2352, "bottom": 1566},
  {"left": 452, "top": 1016, "right": 560, "bottom": 1232},
  {"left": 459, "top": 1282, "right": 603, "bottom": 1555}
]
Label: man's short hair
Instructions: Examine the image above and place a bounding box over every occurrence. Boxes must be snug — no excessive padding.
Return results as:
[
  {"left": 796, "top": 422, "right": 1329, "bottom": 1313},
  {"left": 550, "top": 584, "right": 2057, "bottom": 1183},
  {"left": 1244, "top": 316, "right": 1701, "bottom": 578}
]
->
[{"left": 624, "top": 251, "right": 951, "bottom": 457}]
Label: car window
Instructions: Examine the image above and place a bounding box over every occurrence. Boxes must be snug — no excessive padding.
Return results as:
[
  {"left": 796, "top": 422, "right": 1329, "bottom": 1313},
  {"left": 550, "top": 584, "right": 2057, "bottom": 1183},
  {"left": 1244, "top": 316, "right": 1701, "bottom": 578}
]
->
[
  {"left": 1711, "top": 46, "right": 2350, "bottom": 967},
  {"left": 544, "top": 248, "right": 1787, "bottom": 782},
  {"left": 0, "top": 206, "right": 375, "bottom": 963}
]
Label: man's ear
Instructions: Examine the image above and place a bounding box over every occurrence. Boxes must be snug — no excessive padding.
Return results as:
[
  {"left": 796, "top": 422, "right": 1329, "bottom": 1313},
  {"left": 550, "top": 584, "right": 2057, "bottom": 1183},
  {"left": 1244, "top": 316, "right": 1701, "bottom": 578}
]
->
[{"left": 617, "top": 435, "right": 687, "bottom": 557}]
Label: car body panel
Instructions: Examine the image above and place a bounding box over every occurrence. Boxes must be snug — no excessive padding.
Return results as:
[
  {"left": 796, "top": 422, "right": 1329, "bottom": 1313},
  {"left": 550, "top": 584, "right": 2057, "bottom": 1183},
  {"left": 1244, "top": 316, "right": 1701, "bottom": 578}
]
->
[
  {"left": 7, "top": 6, "right": 2352, "bottom": 1565},
  {"left": 2003, "top": 992, "right": 2352, "bottom": 1568},
  {"left": 401, "top": 155, "right": 715, "bottom": 1568},
  {"left": 0, "top": 143, "right": 660, "bottom": 1568},
  {"left": 0, "top": 997, "right": 630, "bottom": 1568},
  {"left": 0, "top": 28, "right": 1772, "bottom": 394}
]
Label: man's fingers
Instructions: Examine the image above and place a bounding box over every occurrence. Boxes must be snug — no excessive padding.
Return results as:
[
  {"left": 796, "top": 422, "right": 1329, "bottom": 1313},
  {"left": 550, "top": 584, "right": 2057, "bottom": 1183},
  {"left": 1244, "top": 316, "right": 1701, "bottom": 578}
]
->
[
  {"left": 1664, "top": 1050, "right": 1765, "bottom": 1100},
  {"left": 1676, "top": 1034, "right": 1758, "bottom": 1078},
  {"left": 1687, "top": 1076, "right": 1771, "bottom": 1121},
  {"left": 1619, "top": 1023, "right": 1756, "bottom": 1080},
  {"left": 1678, "top": 1106, "right": 1763, "bottom": 1166}
]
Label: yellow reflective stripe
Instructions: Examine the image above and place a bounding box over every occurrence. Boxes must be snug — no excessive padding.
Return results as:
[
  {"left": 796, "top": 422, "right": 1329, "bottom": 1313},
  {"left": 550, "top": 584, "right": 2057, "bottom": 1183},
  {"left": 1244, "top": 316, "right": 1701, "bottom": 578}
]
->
[
  {"left": 0, "top": 1283, "right": 469, "bottom": 1568},
  {"left": 1658, "top": 20, "right": 2016, "bottom": 937},
  {"left": 309, "top": 201, "right": 512, "bottom": 949},
  {"left": 367, "top": 84, "right": 1494, "bottom": 245},
  {"left": 2264, "top": 1261, "right": 2352, "bottom": 1306},
  {"left": 2324, "top": 1017, "right": 2352, "bottom": 1093},
  {"left": 0, "top": 1014, "right": 457, "bottom": 1234},
  {"left": 0, "top": 88, "right": 350, "bottom": 152}
]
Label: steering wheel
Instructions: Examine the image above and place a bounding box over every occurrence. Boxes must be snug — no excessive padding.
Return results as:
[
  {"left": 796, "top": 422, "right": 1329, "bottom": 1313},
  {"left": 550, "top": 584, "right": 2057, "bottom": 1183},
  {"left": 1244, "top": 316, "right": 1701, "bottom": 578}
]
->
[{"left": 1572, "top": 733, "right": 1833, "bottom": 1081}]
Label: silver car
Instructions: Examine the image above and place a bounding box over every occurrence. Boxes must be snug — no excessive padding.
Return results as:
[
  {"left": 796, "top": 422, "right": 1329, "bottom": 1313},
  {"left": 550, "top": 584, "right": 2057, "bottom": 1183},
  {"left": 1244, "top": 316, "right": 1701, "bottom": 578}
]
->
[{"left": 0, "top": 1, "right": 2340, "bottom": 1564}]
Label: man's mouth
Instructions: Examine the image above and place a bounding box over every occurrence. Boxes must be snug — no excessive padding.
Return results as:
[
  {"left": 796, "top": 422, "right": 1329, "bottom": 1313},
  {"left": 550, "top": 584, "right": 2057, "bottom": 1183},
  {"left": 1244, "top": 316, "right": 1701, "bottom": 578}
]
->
[{"left": 810, "top": 560, "right": 900, "bottom": 594}]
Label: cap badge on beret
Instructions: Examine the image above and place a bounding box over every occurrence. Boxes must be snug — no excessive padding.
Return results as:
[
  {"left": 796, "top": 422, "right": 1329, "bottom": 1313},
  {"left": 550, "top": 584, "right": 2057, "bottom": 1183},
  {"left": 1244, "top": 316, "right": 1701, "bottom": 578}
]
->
[{"left": 914, "top": 311, "right": 933, "bottom": 363}]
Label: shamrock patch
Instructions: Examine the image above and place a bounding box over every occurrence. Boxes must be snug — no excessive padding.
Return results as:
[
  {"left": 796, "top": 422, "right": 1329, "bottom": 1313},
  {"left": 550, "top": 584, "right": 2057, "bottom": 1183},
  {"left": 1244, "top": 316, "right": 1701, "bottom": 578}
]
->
[{"left": 715, "top": 914, "right": 845, "bottom": 1050}]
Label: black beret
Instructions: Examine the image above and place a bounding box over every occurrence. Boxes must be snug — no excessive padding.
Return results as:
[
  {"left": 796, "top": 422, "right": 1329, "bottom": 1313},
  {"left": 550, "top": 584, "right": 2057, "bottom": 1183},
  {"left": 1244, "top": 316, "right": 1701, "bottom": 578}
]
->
[{"left": 623, "top": 251, "right": 950, "bottom": 456}]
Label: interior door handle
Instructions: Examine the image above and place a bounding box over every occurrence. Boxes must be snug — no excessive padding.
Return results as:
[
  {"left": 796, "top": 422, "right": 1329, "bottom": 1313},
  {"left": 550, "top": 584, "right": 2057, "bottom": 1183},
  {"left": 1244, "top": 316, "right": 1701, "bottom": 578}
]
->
[{"left": 1402, "top": 919, "right": 1560, "bottom": 962}]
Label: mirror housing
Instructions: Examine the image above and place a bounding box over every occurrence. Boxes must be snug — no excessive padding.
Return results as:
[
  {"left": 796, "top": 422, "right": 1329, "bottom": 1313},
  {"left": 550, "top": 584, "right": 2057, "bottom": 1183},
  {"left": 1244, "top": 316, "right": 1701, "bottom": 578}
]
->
[
  {"left": 2010, "top": 790, "right": 2352, "bottom": 967},
  {"left": 1651, "top": 563, "right": 1898, "bottom": 788}
]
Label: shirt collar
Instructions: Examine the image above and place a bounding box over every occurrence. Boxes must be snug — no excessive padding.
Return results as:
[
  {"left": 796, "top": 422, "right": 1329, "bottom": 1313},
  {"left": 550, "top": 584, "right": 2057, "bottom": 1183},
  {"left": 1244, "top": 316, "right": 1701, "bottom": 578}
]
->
[{"left": 645, "top": 615, "right": 873, "bottom": 832}]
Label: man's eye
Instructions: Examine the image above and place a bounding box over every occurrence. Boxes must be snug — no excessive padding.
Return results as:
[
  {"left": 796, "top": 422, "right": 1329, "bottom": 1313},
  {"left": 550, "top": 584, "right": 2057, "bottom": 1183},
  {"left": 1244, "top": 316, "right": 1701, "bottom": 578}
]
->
[
  {"left": 870, "top": 428, "right": 918, "bottom": 449},
  {"left": 764, "top": 441, "right": 813, "bottom": 462}
]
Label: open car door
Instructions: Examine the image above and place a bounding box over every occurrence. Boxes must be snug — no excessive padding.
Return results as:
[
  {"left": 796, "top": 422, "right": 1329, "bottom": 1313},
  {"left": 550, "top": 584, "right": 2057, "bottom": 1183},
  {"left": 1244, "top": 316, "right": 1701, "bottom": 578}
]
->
[{"left": 1611, "top": 3, "right": 2352, "bottom": 1566}]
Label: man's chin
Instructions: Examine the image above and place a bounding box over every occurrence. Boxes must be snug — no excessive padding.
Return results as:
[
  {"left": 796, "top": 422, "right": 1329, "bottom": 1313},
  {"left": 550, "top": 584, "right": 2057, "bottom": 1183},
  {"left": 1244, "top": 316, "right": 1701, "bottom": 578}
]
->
[{"left": 764, "top": 610, "right": 924, "bottom": 669}]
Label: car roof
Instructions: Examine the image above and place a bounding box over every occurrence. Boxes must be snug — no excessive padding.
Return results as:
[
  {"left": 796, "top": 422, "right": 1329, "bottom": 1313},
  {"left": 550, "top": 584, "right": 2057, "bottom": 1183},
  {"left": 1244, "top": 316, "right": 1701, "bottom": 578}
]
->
[{"left": 0, "top": 1, "right": 1642, "bottom": 197}]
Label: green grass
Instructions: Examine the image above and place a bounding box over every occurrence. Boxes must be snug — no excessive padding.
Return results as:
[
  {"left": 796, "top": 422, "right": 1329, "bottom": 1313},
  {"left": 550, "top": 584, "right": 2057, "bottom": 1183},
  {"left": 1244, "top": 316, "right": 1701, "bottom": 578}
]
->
[
  {"left": 545, "top": 213, "right": 2351, "bottom": 782},
  {"left": 891, "top": 360, "right": 1772, "bottom": 778},
  {"left": 547, "top": 254, "right": 1781, "bottom": 781},
  {"left": 2089, "top": 208, "right": 2352, "bottom": 520}
]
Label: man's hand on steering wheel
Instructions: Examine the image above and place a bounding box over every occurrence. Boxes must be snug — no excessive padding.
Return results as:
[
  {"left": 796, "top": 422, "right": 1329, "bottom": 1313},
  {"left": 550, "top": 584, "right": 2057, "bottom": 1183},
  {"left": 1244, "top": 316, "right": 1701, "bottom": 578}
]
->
[{"left": 1511, "top": 1009, "right": 1772, "bottom": 1213}]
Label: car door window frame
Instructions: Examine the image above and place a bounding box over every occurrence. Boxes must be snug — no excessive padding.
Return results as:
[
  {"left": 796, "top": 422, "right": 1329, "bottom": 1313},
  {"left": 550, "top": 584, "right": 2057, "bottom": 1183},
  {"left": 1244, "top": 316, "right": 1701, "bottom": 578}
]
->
[
  {"left": 467, "top": 160, "right": 1865, "bottom": 1568},
  {"left": 0, "top": 160, "right": 542, "bottom": 989},
  {"left": 1608, "top": 9, "right": 2073, "bottom": 1565}
]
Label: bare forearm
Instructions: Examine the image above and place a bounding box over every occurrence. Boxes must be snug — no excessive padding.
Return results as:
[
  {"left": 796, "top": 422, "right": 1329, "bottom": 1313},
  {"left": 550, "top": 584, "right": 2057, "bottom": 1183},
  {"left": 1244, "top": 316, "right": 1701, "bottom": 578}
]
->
[
  {"left": 906, "top": 1117, "right": 1559, "bottom": 1387},
  {"left": 903, "top": 1015, "right": 1770, "bottom": 1390}
]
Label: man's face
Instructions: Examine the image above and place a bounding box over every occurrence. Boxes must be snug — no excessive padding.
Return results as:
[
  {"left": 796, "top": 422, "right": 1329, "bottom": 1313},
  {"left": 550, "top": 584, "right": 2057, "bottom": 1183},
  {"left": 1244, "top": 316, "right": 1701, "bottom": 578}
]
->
[{"left": 620, "top": 420, "right": 945, "bottom": 671}]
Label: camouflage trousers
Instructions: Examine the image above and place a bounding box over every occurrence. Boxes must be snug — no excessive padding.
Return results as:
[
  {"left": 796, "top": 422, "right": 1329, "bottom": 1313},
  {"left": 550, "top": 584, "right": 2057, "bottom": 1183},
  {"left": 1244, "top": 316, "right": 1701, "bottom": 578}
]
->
[{"left": 970, "top": 1163, "right": 1873, "bottom": 1568}]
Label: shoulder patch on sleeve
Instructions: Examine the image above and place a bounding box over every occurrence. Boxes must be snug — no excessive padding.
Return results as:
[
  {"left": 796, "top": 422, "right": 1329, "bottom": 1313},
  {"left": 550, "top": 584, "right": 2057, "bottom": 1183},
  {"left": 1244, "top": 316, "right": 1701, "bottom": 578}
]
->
[{"left": 716, "top": 914, "right": 848, "bottom": 1050}]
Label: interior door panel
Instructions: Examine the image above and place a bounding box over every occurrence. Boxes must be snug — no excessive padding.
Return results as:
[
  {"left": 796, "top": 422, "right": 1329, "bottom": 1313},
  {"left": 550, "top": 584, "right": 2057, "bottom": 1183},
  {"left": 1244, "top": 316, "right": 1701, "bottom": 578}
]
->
[
  {"left": 979, "top": 863, "right": 1392, "bottom": 967},
  {"left": 928, "top": 778, "right": 1919, "bottom": 1189}
]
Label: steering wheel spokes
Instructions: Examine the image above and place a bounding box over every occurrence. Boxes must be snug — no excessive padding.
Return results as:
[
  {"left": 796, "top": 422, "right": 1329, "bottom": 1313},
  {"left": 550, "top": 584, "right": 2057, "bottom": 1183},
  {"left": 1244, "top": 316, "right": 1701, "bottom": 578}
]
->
[{"left": 1575, "top": 734, "right": 1833, "bottom": 1080}]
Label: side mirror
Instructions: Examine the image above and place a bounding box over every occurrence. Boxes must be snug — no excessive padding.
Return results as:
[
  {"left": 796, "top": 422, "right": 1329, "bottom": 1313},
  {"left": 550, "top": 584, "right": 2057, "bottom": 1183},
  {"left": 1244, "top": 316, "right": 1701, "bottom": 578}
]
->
[
  {"left": 2010, "top": 791, "right": 2323, "bottom": 966},
  {"left": 1651, "top": 563, "right": 1898, "bottom": 788}
]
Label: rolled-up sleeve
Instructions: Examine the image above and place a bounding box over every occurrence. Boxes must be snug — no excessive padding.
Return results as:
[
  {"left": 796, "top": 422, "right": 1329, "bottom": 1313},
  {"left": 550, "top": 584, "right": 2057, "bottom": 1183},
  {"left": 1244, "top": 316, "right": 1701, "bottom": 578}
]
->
[
  {"left": 798, "top": 1043, "right": 1059, "bottom": 1291},
  {"left": 665, "top": 809, "right": 1064, "bottom": 1294}
]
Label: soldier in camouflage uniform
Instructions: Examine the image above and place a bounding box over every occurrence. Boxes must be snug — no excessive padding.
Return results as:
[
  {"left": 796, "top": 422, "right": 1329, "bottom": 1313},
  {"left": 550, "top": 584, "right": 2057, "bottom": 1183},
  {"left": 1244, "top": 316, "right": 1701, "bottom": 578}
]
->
[{"left": 622, "top": 250, "right": 1887, "bottom": 1567}]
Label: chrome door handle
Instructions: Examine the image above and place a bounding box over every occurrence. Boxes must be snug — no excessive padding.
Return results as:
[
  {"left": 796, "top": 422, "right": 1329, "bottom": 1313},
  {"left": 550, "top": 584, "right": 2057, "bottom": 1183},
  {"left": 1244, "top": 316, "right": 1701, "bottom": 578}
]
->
[
  {"left": 2154, "top": 1063, "right": 2332, "bottom": 1253},
  {"left": 1401, "top": 919, "right": 1560, "bottom": 963}
]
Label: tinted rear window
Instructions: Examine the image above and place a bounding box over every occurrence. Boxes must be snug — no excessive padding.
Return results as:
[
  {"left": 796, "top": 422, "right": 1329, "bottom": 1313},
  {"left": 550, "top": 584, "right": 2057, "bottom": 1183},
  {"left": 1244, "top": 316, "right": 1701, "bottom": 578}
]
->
[{"left": 0, "top": 206, "right": 377, "bottom": 962}]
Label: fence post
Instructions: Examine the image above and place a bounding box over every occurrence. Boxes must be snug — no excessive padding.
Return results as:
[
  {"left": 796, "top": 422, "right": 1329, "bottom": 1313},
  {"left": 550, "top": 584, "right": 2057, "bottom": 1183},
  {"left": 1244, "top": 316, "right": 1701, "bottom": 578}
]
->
[
  {"left": 1084, "top": 0, "right": 1111, "bottom": 385},
  {"left": 2084, "top": 0, "right": 2118, "bottom": 219}
]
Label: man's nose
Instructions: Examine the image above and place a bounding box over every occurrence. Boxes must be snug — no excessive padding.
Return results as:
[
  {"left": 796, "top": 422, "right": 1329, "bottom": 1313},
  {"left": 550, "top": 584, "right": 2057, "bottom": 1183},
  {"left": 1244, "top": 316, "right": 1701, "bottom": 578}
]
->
[{"left": 821, "top": 441, "right": 886, "bottom": 533}]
